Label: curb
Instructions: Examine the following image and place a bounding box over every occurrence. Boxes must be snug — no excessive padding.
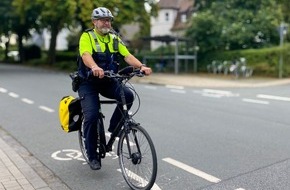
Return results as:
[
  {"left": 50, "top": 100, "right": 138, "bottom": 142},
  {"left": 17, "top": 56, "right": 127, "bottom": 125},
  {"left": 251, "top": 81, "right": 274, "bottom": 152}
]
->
[{"left": 132, "top": 74, "right": 290, "bottom": 88}]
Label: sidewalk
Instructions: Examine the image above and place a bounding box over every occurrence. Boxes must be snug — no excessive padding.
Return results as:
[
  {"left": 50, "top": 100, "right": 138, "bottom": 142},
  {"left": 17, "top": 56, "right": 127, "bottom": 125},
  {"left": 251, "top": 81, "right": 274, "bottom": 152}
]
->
[
  {"left": 133, "top": 73, "right": 290, "bottom": 88},
  {"left": 0, "top": 127, "right": 69, "bottom": 190}
]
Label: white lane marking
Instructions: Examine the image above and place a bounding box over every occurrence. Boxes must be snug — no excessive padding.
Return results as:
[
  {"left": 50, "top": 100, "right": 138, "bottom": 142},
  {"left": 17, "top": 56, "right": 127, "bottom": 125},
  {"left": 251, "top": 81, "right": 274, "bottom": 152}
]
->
[
  {"left": 193, "top": 89, "right": 239, "bottom": 98},
  {"left": 145, "top": 85, "right": 157, "bottom": 90},
  {"left": 235, "top": 188, "right": 245, "bottom": 190},
  {"left": 242, "top": 98, "right": 269, "bottom": 105},
  {"left": 202, "top": 93, "right": 223, "bottom": 98},
  {"left": 39, "top": 106, "right": 55, "bottom": 113},
  {"left": 170, "top": 89, "right": 186, "bottom": 94},
  {"left": 21, "top": 98, "right": 34, "bottom": 104},
  {"left": 166, "top": 85, "right": 184, "bottom": 90},
  {"left": 203, "top": 89, "right": 239, "bottom": 97},
  {"left": 163, "top": 157, "right": 221, "bottom": 183},
  {"left": 117, "top": 169, "right": 161, "bottom": 190},
  {"left": 8, "top": 92, "right": 19, "bottom": 98},
  {"left": 257, "top": 94, "right": 290, "bottom": 102},
  {"left": 0, "top": 87, "right": 8, "bottom": 93}
]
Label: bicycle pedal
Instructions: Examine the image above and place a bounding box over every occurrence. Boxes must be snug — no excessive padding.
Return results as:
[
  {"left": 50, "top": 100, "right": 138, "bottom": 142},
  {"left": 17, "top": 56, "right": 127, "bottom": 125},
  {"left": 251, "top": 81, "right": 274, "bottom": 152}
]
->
[{"left": 100, "top": 153, "right": 106, "bottom": 158}]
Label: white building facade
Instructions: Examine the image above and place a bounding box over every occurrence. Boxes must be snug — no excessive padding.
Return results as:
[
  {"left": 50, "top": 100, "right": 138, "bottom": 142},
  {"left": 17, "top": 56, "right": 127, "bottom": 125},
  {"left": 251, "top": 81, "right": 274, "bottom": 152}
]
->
[{"left": 150, "top": 0, "right": 195, "bottom": 50}]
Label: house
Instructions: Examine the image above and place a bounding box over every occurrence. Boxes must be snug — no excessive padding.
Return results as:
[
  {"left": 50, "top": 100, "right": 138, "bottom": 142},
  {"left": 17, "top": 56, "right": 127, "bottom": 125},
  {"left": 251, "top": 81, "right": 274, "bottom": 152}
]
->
[{"left": 150, "top": 0, "right": 195, "bottom": 50}]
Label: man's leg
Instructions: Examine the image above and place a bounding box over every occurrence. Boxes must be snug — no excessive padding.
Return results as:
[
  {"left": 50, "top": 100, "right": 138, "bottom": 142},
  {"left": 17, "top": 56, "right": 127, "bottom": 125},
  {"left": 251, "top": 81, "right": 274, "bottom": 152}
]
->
[{"left": 78, "top": 82, "right": 101, "bottom": 170}]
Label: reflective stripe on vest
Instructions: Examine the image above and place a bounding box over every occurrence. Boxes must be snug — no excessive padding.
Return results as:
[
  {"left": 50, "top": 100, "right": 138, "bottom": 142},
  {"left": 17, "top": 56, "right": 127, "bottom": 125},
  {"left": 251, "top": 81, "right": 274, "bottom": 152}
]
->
[{"left": 88, "top": 31, "right": 102, "bottom": 52}]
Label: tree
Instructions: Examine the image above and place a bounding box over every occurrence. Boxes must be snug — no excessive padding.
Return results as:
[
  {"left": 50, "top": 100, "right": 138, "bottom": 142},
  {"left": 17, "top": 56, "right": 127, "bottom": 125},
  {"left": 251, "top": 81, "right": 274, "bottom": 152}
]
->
[
  {"left": 11, "top": 0, "right": 41, "bottom": 62},
  {"left": 76, "top": 0, "right": 157, "bottom": 39},
  {"left": 186, "top": 0, "right": 283, "bottom": 52},
  {"left": 2, "top": 0, "right": 158, "bottom": 64},
  {"left": 35, "top": 0, "right": 77, "bottom": 65},
  {"left": 0, "top": 0, "right": 13, "bottom": 60},
  {"left": 277, "top": 0, "right": 290, "bottom": 40},
  {"left": 66, "top": 0, "right": 157, "bottom": 53}
]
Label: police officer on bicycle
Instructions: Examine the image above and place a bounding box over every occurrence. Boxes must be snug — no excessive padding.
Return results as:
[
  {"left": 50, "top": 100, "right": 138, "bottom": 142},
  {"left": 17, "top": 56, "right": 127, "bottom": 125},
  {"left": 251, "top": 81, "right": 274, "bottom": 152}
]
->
[{"left": 77, "top": 7, "right": 152, "bottom": 170}]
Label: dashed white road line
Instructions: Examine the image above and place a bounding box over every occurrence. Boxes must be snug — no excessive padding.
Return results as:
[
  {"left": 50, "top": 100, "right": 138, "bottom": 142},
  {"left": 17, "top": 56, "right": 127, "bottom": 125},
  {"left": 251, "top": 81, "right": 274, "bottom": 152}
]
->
[
  {"left": 145, "top": 85, "right": 157, "bottom": 90},
  {"left": 165, "top": 85, "right": 184, "bottom": 90},
  {"left": 203, "top": 89, "right": 232, "bottom": 96},
  {"left": 1, "top": 86, "right": 55, "bottom": 113},
  {"left": 8, "top": 92, "right": 19, "bottom": 98},
  {"left": 242, "top": 98, "right": 269, "bottom": 105},
  {"left": 21, "top": 98, "right": 34, "bottom": 104},
  {"left": 257, "top": 94, "right": 290, "bottom": 102},
  {"left": 0, "top": 87, "right": 8, "bottom": 93},
  {"left": 170, "top": 89, "right": 186, "bottom": 94},
  {"left": 117, "top": 169, "right": 161, "bottom": 190},
  {"left": 203, "top": 89, "right": 239, "bottom": 97},
  {"left": 202, "top": 93, "right": 223, "bottom": 98},
  {"left": 193, "top": 89, "right": 239, "bottom": 98},
  {"left": 39, "top": 106, "right": 55, "bottom": 113},
  {"left": 163, "top": 157, "right": 221, "bottom": 183}
]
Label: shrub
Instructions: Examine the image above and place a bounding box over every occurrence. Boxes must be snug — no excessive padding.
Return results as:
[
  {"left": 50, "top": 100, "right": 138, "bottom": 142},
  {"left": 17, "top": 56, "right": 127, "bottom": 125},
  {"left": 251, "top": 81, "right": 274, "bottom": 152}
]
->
[
  {"left": 23, "top": 45, "right": 41, "bottom": 60},
  {"left": 198, "top": 43, "right": 290, "bottom": 77}
]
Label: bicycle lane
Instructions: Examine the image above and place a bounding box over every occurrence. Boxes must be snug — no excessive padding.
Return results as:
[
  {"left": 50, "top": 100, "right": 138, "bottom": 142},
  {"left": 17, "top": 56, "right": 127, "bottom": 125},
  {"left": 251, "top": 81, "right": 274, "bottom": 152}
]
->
[
  {"left": 0, "top": 81, "right": 162, "bottom": 190},
  {"left": 50, "top": 132, "right": 162, "bottom": 190}
]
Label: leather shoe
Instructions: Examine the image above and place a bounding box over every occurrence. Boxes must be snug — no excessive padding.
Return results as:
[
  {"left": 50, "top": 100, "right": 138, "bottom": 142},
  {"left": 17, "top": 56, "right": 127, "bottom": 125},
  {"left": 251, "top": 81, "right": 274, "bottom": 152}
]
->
[{"left": 88, "top": 159, "right": 101, "bottom": 170}]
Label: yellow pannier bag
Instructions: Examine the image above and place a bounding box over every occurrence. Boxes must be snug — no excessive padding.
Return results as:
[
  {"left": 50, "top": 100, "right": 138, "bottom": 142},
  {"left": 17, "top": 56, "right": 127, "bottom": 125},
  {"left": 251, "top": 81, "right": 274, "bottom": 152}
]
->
[{"left": 58, "top": 96, "right": 82, "bottom": 132}]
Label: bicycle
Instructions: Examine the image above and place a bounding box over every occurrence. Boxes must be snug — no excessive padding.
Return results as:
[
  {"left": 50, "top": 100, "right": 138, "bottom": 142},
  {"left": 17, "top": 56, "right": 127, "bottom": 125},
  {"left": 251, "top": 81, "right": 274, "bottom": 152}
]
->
[{"left": 78, "top": 66, "right": 158, "bottom": 190}]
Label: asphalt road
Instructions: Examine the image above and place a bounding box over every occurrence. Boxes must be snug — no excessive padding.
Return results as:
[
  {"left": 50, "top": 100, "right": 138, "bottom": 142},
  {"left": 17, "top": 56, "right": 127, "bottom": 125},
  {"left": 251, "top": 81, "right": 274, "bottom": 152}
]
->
[{"left": 1, "top": 63, "right": 290, "bottom": 190}]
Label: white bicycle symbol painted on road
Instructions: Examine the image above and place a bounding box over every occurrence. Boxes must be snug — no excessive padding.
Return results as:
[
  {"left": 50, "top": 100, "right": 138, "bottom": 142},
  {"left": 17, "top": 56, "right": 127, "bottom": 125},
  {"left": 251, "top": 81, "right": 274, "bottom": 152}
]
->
[
  {"left": 51, "top": 149, "right": 85, "bottom": 161},
  {"left": 51, "top": 148, "right": 118, "bottom": 162}
]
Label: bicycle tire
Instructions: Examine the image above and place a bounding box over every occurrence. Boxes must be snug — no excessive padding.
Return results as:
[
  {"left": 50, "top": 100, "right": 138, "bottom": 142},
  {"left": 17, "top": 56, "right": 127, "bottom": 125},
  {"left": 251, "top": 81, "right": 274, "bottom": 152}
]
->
[
  {"left": 118, "top": 124, "right": 157, "bottom": 190},
  {"left": 78, "top": 121, "right": 89, "bottom": 163}
]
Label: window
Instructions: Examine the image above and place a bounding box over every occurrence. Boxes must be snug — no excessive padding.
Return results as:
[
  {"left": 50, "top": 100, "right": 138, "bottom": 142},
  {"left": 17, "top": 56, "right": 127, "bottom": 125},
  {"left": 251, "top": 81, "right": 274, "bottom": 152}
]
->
[
  {"left": 181, "top": 14, "right": 187, "bottom": 23},
  {"left": 165, "top": 12, "right": 169, "bottom": 21}
]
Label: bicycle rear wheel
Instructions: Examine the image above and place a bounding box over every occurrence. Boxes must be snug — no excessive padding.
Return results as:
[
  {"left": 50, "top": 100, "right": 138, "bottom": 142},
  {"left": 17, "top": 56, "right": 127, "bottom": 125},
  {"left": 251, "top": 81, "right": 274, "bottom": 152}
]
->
[
  {"left": 118, "top": 124, "right": 157, "bottom": 190},
  {"left": 79, "top": 120, "right": 105, "bottom": 164},
  {"left": 78, "top": 121, "right": 89, "bottom": 163}
]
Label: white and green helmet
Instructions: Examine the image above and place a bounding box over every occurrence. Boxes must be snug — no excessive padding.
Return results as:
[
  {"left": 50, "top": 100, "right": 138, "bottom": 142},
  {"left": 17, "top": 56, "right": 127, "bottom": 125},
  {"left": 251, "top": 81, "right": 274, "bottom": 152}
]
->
[{"left": 91, "top": 7, "right": 114, "bottom": 20}]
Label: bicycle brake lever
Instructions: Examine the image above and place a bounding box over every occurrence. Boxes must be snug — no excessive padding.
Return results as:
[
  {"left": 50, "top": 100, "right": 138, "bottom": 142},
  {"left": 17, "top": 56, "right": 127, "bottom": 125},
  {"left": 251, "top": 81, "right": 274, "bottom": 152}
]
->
[{"left": 136, "top": 70, "right": 145, "bottom": 77}]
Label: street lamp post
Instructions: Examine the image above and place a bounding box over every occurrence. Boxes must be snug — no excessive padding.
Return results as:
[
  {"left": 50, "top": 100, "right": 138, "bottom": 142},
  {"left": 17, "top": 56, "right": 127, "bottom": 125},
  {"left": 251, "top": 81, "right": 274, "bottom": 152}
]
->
[{"left": 278, "top": 22, "right": 287, "bottom": 78}]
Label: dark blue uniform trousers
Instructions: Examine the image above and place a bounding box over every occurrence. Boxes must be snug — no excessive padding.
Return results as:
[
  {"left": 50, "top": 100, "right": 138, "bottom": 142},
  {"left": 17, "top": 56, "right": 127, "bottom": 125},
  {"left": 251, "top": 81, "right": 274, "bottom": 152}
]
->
[{"left": 78, "top": 78, "right": 134, "bottom": 161}]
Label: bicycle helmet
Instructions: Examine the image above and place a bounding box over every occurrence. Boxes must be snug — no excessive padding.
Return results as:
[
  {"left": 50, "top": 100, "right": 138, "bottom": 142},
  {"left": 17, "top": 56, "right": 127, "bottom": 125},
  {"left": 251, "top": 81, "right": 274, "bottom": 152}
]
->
[{"left": 91, "top": 7, "right": 114, "bottom": 20}]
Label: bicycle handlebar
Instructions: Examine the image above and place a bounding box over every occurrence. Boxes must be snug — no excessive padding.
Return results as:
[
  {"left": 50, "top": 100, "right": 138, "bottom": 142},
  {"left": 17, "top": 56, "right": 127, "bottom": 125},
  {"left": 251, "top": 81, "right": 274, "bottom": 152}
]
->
[{"left": 87, "top": 66, "right": 144, "bottom": 80}]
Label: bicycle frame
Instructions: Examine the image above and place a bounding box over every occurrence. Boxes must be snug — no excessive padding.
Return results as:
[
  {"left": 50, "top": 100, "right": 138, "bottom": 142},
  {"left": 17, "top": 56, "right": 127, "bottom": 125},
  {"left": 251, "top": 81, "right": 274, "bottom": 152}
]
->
[{"left": 99, "top": 76, "right": 139, "bottom": 156}]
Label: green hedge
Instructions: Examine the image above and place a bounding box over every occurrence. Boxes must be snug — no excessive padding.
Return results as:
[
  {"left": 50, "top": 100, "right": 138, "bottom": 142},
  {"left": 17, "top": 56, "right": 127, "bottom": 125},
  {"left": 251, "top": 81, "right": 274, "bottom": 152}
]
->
[
  {"left": 199, "top": 43, "right": 290, "bottom": 77},
  {"left": 54, "top": 51, "right": 78, "bottom": 71}
]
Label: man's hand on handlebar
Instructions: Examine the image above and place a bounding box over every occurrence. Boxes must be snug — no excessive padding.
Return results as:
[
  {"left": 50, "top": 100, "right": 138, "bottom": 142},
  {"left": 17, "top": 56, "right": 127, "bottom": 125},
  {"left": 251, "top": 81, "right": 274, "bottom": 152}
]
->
[
  {"left": 140, "top": 65, "right": 152, "bottom": 76},
  {"left": 91, "top": 65, "right": 104, "bottom": 78}
]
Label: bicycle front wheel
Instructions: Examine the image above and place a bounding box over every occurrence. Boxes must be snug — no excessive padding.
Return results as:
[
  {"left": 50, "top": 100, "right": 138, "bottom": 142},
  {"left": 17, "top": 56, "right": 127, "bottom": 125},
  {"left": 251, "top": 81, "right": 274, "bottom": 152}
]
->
[{"left": 118, "top": 124, "right": 157, "bottom": 190}]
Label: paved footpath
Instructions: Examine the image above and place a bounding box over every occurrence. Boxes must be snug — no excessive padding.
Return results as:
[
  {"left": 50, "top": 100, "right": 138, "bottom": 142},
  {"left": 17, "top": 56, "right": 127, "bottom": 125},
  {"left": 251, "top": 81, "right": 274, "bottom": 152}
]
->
[
  {"left": 0, "top": 127, "right": 69, "bottom": 190},
  {"left": 1, "top": 72, "right": 290, "bottom": 190}
]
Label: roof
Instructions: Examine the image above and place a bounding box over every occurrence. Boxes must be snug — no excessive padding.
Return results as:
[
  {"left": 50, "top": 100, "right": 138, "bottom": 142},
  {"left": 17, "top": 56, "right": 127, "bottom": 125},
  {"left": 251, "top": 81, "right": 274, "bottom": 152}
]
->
[
  {"left": 158, "top": 0, "right": 179, "bottom": 9},
  {"left": 158, "top": 0, "right": 193, "bottom": 10},
  {"left": 143, "top": 35, "right": 189, "bottom": 43}
]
